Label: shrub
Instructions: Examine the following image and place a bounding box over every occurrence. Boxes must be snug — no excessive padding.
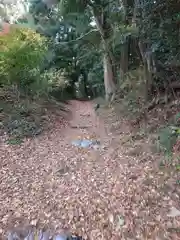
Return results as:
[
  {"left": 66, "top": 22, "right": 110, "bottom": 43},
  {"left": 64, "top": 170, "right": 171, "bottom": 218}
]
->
[
  {"left": 36, "top": 68, "right": 71, "bottom": 99},
  {"left": 158, "top": 113, "right": 180, "bottom": 154},
  {"left": 159, "top": 126, "right": 177, "bottom": 154},
  {"left": 0, "top": 26, "right": 47, "bottom": 92}
]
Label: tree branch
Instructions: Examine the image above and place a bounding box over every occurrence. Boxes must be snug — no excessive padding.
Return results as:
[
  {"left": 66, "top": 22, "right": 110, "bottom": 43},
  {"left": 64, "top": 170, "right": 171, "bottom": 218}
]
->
[{"left": 57, "top": 28, "right": 99, "bottom": 44}]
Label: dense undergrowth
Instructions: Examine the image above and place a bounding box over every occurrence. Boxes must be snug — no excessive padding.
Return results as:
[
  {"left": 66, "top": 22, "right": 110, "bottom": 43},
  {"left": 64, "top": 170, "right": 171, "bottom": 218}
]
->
[
  {"left": 0, "top": 87, "right": 68, "bottom": 144},
  {"left": 110, "top": 66, "right": 180, "bottom": 159},
  {"left": 0, "top": 26, "right": 70, "bottom": 142}
]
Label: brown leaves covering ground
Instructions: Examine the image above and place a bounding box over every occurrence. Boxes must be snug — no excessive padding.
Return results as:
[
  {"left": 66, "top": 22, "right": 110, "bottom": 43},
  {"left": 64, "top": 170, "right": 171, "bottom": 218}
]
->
[{"left": 0, "top": 100, "right": 180, "bottom": 239}]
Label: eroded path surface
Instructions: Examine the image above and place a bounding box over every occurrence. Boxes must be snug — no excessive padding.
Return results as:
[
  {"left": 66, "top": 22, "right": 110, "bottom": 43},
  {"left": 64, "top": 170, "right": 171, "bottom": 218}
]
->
[{"left": 0, "top": 100, "right": 180, "bottom": 239}]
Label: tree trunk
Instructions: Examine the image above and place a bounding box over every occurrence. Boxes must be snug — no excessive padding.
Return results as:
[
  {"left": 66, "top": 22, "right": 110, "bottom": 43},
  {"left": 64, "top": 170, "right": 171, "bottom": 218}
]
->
[
  {"left": 103, "top": 52, "right": 116, "bottom": 101},
  {"left": 119, "top": 0, "right": 129, "bottom": 84},
  {"left": 119, "top": 39, "right": 129, "bottom": 83},
  {"left": 90, "top": 7, "right": 116, "bottom": 101},
  {"left": 132, "top": 0, "right": 153, "bottom": 101},
  {"left": 81, "top": 70, "right": 88, "bottom": 97},
  {"left": 138, "top": 41, "right": 153, "bottom": 101}
]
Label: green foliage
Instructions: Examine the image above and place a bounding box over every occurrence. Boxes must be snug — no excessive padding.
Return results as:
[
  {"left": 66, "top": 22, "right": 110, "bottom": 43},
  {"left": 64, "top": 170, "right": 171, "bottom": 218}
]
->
[
  {"left": 141, "top": 0, "right": 180, "bottom": 61},
  {"left": 174, "top": 112, "right": 180, "bottom": 124},
  {"left": 159, "top": 124, "right": 180, "bottom": 154},
  {"left": 139, "top": 0, "right": 180, "bottom": 89},
  {"left": 6, "top": 138, "right": 23, "bottom": 145},
  {"left": 0, "top": 27, "right": 47, "bottom": 92},
  {"left": 41, "top": 68, "right": 70, "bottom": 88},
  {"left": 158, "top": 112, "right": 180, "bottom": 154},
  {"left": 36, "top": 68, "right": 71, "bottom": 99},
  {"left": 0, "top": 25, "right": 71, "bottom": 99},
  {"left": 87, "top": 69, "right": 104, "bottom": 97},
  {"left": 159, "top": 126, "right": 177, "bottom": 154}
]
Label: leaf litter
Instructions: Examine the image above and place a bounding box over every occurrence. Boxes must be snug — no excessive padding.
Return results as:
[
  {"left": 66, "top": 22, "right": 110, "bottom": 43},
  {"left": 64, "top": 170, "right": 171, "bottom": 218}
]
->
[{"left": 0, "top": 100, "right": 180, "bottom": 239}]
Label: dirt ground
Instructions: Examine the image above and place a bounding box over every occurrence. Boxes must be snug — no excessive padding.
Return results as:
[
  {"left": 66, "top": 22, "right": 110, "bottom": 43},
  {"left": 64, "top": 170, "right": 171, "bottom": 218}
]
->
[{"left": 0, "top": 100, "right": 180, "bottom": 239}]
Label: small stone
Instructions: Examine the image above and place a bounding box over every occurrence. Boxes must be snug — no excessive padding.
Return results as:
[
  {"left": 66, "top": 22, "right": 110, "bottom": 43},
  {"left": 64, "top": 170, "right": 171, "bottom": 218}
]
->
[
  {"left": 108, "top": 214, "right": 114, "bottom": 224},
  {"left": 167, "top": 207, "right": 180, "bottom": 217},
  {"left": 93, "top": 144, "right": 99, "bottom": 150},
  {"left": 116, "top": 215, "right": 125, "bottom": 230},
  {"left": 30, "top": 219, "right": 38, "bottom": 226},
  {"left": 156, "top": 215, "right": 161, "bottom": 221}
]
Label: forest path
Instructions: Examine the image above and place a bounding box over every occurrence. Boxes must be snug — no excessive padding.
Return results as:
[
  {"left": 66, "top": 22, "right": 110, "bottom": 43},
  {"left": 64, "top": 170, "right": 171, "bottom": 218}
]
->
[{"left": 0, "top": 100, "right": 179, "bottom": 239}]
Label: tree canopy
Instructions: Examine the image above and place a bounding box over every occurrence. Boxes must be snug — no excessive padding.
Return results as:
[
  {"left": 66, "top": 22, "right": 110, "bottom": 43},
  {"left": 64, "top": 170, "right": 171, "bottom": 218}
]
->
[{"left": 0, "top": 0, "right": 180, "bottom": 101}]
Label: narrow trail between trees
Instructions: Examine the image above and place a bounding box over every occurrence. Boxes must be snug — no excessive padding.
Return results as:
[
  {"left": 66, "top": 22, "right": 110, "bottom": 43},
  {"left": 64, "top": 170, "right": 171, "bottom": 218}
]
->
[{"left": 0, "top": 100, "right": 180, "bottom": 239}]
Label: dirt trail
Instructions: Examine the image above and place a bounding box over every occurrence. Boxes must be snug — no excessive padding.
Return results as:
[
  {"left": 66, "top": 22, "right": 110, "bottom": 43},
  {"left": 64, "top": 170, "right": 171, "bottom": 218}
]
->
[{"left": 0, "top": 100, "right": 180, "bottom": 239}]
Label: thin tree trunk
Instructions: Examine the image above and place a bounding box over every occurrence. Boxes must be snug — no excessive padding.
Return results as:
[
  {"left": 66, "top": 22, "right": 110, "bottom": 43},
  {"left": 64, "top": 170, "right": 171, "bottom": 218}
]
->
[
  {"left": 82, "top": 70, "right": 88, "bottom": 97},
  {"left": 119, "top": 0, "right": 129, "bottom": 84},
  {"left": 92, "top": 11, "right": 115, "bottom": 66},
  {"left": 138, "top": 41, "right": 153, "bottom": 101},
  {"left": 132, "top": 0, "right": 153, "bottom": 101},
  {"left": 103, "top": 52, "right": 116, "bottom": 101},
  {"left": 90, "top": 7, "right": 116, "bottom": 101},
  {"left": 120, "top": 39, "right": 129, "bottom": 83}
]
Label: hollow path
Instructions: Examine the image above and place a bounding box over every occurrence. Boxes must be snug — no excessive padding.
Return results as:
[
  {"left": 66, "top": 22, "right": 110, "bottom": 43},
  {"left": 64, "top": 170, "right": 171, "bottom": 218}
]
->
[{"left": 0, "top": 100, "right": 180, "bottom": 239}]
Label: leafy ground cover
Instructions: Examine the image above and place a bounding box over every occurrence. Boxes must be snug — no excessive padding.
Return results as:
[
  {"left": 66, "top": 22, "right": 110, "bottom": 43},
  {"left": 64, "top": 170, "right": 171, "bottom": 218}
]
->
[{"left": 0, "top": 100, "right": 180, "bottom": 239}]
